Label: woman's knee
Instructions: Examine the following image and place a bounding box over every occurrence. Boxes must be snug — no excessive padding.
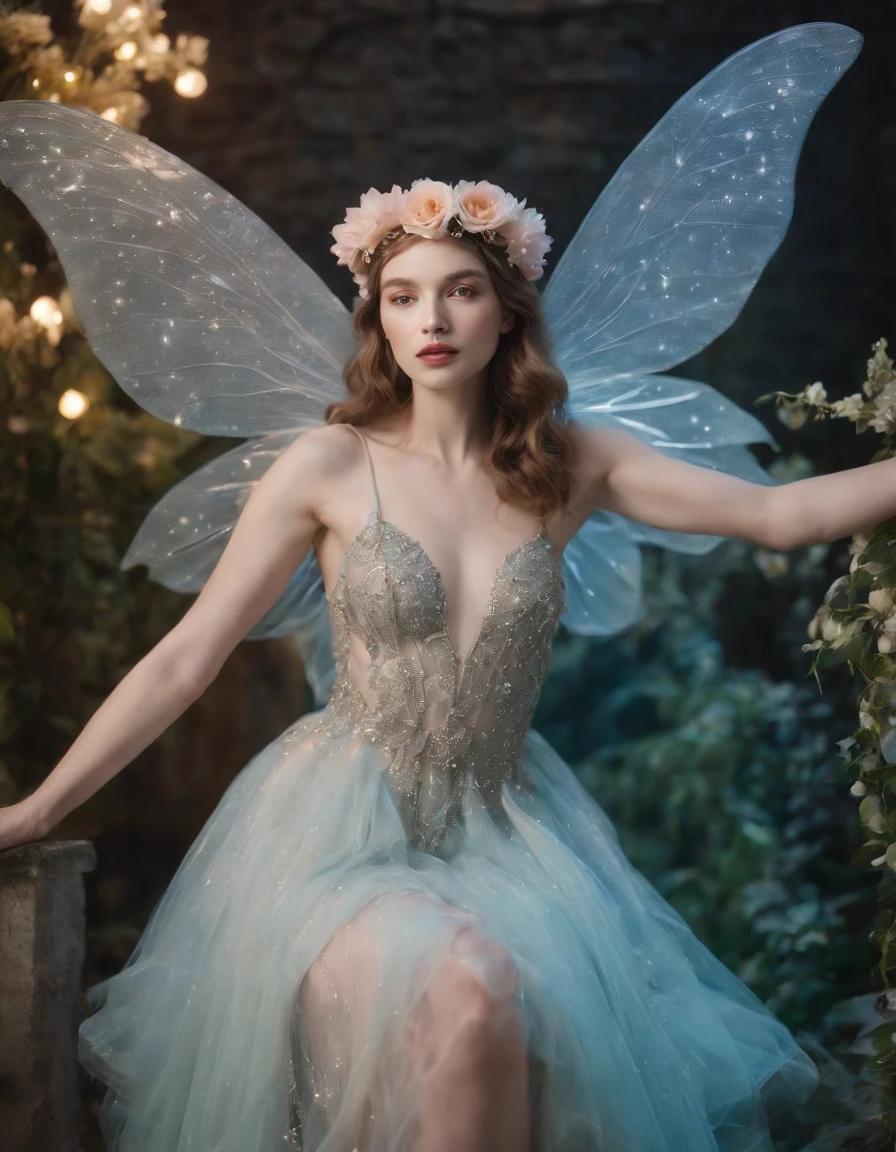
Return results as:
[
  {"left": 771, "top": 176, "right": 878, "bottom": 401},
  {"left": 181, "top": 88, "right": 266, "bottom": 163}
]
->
[{"left": 425, "top": 929, "right": 522, "bottom": 1044}]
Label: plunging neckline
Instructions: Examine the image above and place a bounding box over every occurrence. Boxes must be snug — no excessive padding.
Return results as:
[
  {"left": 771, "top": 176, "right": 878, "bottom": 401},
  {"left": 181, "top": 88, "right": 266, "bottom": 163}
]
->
[
  {"left": 330, "top": 424, "right": 562, "bottom": 676},
  {"left": 332, "top": 512, "right": 558, "bottom": 677}
]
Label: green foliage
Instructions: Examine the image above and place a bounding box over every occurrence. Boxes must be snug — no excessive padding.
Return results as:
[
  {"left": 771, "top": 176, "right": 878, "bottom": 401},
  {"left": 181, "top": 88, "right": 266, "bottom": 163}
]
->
[{"left": 761, "top": 339, "right": 896, "bottom": 1136}]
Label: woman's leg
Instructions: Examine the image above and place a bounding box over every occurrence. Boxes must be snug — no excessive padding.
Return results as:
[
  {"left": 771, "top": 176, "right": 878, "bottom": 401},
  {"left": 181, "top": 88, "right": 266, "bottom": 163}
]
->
[
  {"left": 405, "top": 922, "right": 531, "bottom": 1152},
  {"left": 295, "top": 891, "right": 531, "bottom": 1152}
]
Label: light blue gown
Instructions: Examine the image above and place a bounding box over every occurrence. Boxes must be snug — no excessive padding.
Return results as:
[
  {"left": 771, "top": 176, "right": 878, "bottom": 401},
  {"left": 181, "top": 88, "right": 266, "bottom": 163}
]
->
[{"left": 77, "top": 427, "right": 818, "bottom": 1151}]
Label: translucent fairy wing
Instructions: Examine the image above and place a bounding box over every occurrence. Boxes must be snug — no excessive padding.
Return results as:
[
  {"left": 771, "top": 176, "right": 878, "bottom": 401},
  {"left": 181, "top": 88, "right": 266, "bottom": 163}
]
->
[
  {"left": 565, "top": 375, "right": 772, "bottom": 458},
  {"left": 560, "top": 515, "right": 643, "bottom": 636},
  {"left": 0, "top": 100, "right": 353, "bottom": 697},
  {"left": 543, "top": 22, "right": 862, "bottom": 377},
  {"left": 548, "top": 22, "right": 861, "bottom": 636},
  {"left": 0, "top": 100, "right": 354, "bottom": 435}
]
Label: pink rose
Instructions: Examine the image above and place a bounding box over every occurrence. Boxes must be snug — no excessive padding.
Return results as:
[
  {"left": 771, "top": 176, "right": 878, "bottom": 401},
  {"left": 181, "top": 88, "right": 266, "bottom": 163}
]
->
[
  {"left": 454, "top": 180, "right": 520, "bottom": 233},
  {"left": 330, "top": 184, "right": 402, "bottom": 274},
  {"left": 397, "top": 179, "right": 457, "bottom": 239},
  {"left": 504, "top": 206, "right": 553, "bottom": 281}
]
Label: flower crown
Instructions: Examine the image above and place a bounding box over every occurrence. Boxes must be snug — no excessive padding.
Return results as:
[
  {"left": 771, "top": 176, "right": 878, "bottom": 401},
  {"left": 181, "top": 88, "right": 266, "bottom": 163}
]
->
[{"left": 330, "top": 179, "right": 552, "bottom": 300}]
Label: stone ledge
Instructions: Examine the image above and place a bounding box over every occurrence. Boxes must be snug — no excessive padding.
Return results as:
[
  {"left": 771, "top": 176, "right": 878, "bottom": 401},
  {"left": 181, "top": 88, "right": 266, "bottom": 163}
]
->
[
  {"left": 0, "top": 838, "right": 97, "bottom": 876},
  {"left": 0, "top": 839, "right": 97, "bottom": 1152}
]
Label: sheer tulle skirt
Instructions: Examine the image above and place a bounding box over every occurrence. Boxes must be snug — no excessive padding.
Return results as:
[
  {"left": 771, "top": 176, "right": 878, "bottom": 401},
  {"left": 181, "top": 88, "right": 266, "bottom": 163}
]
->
[{"left": 79, "top": 706, "right": 819, "bottom": 1152}]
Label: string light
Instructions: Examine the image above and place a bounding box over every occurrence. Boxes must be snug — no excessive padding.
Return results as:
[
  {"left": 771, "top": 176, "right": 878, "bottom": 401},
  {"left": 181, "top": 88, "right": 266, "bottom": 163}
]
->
[
  {"left": 13, "top": 4, "right": 210, "bottom": 127},
  {"left": 30, "top": 296, "right": 63, "bottom": 328},
  {"left": 174, "top": 68, "right": 207, "bottom": 98},
  {"left": 30, "top": 295, "right": 64, "bottom": 345},
  {"left": 120, "top": 4, "right": 143, "bottom": 31},
  {"left": 58, "top": 389, "right": 89, "bottom": 419}
]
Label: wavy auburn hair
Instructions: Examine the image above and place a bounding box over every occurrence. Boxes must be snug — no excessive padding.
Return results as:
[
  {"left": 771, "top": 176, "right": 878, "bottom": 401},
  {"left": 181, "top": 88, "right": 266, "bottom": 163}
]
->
[{"left": 323, "top": 229, "right": 575, "bottom": 518}]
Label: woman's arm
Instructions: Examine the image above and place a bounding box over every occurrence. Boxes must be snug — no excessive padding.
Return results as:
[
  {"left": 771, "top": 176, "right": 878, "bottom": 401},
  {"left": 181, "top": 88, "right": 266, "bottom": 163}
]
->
[
  {"left": 576, "top": 422, "right": 896, "bottom": 550},
  {"left": 1, "top": 426, "right": 344, "bottom": 848}
]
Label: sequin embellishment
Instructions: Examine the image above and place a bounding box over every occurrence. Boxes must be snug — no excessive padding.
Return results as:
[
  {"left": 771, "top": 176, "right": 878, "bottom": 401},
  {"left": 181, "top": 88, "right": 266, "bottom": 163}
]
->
[{"left": 323, "top": 427, "right": 566, "bottom": 851}]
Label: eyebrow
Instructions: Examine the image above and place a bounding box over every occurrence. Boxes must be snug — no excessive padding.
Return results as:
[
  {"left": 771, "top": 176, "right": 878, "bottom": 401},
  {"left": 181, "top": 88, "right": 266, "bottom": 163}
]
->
[{"left": 380, "top": 268, "right": 488, "bottom": 290}]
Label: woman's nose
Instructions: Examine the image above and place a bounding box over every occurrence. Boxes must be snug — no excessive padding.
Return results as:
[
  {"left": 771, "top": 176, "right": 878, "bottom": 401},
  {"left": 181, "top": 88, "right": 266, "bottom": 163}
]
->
[
  {"left": 421, "top": 297, "right": 449, "bottom": 334},
  {"left": 423, "top": 312, "right": 448, "bottom": 335}
]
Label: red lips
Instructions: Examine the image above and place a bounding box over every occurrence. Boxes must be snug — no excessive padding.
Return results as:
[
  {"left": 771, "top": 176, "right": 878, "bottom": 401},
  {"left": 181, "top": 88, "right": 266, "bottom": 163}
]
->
[{"left": 417, "top": 342, "right": 458, "bottom": 356}]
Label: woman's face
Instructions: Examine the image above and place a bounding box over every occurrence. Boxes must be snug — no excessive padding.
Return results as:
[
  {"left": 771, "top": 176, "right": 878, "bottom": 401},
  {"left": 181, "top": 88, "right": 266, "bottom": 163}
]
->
[{"left": 377, "top": 237, "right": 513, "bottom": 391}]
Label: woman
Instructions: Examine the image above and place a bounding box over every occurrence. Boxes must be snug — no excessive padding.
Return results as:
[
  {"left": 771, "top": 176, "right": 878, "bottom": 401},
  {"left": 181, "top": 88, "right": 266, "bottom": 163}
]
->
[{"left": 0, "top": 23, "right": 875, "bottom": 1152}]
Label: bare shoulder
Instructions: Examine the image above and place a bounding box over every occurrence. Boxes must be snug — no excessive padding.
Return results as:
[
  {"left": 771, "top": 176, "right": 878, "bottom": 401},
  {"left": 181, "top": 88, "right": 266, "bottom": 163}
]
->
[
  {"left": 271, "top": 423, "right": 368, "bottom": 491},
  {"left": 248, "top": 423, "right": 367, "bottom": 526}
]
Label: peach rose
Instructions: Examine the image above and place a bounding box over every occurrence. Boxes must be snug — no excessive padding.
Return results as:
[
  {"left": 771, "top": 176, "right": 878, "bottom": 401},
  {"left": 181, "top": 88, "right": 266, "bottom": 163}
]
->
[
  {"left": 330, "top": 184, "right": 402, "bottom": 274},
  {"left": 397, "top": 179, "right": 457, "bottom": 239},
  {"left": 504, "top": 206, "right": 553, "bottom": 281},
  {"left": 454, "top": 180, "right": 520, "bottom": 234}
]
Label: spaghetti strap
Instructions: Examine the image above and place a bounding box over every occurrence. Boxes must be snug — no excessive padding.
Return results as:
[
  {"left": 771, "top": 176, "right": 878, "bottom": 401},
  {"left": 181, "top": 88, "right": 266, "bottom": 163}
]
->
[{"left": 344, "top": 424, "right": 381, "bottom": 519}]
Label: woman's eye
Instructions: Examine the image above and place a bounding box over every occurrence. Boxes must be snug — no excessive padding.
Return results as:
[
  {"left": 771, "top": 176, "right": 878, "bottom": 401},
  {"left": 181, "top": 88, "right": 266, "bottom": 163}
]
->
[{"left": 390, "top": 287, "right": 474, "bottom": 305}]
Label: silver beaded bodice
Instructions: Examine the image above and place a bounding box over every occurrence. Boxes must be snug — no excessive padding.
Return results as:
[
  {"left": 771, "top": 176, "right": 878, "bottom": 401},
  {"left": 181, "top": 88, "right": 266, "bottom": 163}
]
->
[{"left": 324, "top": 426, "right": 566, "bottom": 851}]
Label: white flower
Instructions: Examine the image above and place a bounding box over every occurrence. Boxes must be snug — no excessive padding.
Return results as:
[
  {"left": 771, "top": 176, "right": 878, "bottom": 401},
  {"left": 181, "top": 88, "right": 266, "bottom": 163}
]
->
[
  {"left": 861, "top": 793, "right": 888, "bottom": 833},
  {"left": 804, "top": 381, "right": 827, "bottom": 405},
  {"left": 870, "top": 379, "right": 896, "bottom": 433},
  {"left": 831, "top": 392, "right": 864, "bottom": 420},
  {"left": 502, "top": 206, "right": 552, "bottom": 280},
  {"left": 820, "top": 614, "right": 844, "bottom": 642}
]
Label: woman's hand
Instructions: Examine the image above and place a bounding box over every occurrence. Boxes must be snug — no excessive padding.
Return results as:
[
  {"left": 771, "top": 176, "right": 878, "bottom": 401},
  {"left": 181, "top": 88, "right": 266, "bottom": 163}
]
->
[{"left": 0, "top": 800, "right": 49, "bottom": 852}]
